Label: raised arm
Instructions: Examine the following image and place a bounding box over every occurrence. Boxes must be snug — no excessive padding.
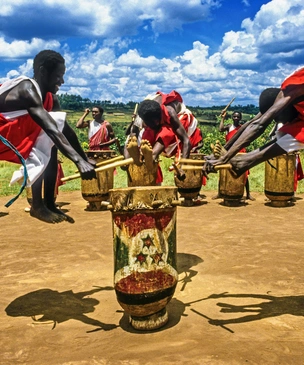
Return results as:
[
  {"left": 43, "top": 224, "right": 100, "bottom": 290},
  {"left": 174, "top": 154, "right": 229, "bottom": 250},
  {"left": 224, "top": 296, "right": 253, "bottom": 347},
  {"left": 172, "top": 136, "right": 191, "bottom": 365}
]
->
[
  {"left": 76, "top": 108, "right": 90, "bottom": 128},
  {"left": 218, "top": 111, "right": 230, "bottom": 133}
]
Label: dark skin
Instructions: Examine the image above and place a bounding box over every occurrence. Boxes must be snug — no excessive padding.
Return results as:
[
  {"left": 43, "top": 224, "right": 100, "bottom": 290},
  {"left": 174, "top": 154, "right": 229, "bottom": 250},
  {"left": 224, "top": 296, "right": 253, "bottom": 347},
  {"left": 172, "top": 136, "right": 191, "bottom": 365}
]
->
[
  {"left": 204, "top": 84, "right": 304, "bottom": 176},
  {"left": 138, "top": 96, "right": 191, "bottom": 179},
  {"left": 143, "top": 96, "right": 191, "bottom": 160},
  {"left": 218, "top": 110, "right": 254, "bottom": 200},
  {"left": 76, "top": 107, "right": 116, "bottom": 149},
  {"left": 0, "top": 62, "right": 96, "bottom": 223}
]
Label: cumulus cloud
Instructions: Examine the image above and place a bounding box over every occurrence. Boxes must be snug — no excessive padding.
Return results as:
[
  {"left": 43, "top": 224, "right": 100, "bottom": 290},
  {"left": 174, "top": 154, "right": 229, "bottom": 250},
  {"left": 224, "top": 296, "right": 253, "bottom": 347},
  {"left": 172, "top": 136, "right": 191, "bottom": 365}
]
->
[{"left": 0, "top": 0, "right": 303, "bottom": 106}]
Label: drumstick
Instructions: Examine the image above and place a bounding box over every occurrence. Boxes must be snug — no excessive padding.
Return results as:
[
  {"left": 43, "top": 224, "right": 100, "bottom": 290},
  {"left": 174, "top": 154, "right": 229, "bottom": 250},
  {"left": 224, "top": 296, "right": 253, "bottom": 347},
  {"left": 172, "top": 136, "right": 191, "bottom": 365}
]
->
[
  {"left": 221, "top": 97, "right": 235, "bottom": 115},
  {"left": 61, "top": 157, "right": 134, "bottom": 182},
  {"left": 74, "top": 155, "right": 124, "bottom": 172},
  {"left": 181, "top": 164, "right": 232, "bottom": 171},
  {"left": 95, "top": 155, "right": 124, "bottom": 167},
  {"left": 179, "top": 158, "right": 205, "bottom": 165}
]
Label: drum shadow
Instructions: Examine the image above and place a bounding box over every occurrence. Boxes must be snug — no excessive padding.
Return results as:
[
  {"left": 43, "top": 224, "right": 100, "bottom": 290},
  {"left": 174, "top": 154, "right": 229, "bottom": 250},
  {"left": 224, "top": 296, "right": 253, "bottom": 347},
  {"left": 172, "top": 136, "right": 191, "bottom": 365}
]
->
[
  {"left": 5, "top": 286, "right": 118, "bottom": 333},
  {"left": 264, "top": 201, "right": 295, "bottom": 208},
  {"left": 0, "top": 211, "right": 9, "bottom": 218},
  {"left": 190, "top": 292, "right": 304, "bottom": 333},
  {"left": 218, "top": 200, "right": 247, "bottom": 207}
]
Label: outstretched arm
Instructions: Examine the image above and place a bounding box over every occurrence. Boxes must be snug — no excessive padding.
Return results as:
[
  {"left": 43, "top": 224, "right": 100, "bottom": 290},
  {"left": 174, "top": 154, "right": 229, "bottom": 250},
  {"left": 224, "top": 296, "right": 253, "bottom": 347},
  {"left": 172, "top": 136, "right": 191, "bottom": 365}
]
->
[
  {"left": 17, "top": 83, "right": 95, "bottom": 179},
  {"left": 217, "top": 90, "right": 296, "bottom": 164}
]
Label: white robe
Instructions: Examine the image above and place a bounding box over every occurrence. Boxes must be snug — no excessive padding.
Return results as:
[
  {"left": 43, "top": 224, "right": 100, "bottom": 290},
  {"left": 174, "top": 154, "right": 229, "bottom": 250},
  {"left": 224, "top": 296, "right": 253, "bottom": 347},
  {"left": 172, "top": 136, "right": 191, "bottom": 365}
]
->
[{"left": 0, "top": 76, "right": 65, "bottom": 187}]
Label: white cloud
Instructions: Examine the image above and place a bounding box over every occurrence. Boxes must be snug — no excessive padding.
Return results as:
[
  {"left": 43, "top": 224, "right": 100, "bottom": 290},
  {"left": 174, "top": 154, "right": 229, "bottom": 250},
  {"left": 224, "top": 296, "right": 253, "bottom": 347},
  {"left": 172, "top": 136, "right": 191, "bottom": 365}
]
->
[
  {"left": 0, "top": 37, "right": 60, "bottom": 58},
  {"left": 0, "top": 0, "right": 304, "bottom": 107}
]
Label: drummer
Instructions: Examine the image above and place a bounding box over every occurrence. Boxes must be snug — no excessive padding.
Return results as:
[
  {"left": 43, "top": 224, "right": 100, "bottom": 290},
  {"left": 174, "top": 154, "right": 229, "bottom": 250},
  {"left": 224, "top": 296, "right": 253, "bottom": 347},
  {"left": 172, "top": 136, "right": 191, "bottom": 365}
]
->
[
  {"left": 76, "top": 106, "right": 117, "bottom": 150},
  {"left": 204, "top": 67, "right": 304, "bottom": 176},
  {"left": 139, "top": 90, "right": 205, "bottom": 181}
]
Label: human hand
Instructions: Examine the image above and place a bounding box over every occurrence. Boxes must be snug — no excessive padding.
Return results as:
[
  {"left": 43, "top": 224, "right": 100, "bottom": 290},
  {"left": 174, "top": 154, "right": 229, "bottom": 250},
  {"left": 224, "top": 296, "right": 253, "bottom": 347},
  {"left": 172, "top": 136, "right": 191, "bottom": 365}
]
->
[
  {"left": 175, "top": 167, "right": 186, "bottom": 181},
  {"left": 77, "top": 159, "right": 96, "bottom": 180},
  {"left": 220, "top": 110, "right": 227, "bottom": 118}
]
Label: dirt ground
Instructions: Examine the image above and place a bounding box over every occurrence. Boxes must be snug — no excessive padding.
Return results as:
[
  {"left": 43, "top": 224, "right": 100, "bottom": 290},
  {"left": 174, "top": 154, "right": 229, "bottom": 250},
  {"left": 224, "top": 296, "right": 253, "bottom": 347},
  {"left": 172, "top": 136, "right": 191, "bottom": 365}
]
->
[{"left": 0, "top": 189, "right": 303, "bottom": 365}]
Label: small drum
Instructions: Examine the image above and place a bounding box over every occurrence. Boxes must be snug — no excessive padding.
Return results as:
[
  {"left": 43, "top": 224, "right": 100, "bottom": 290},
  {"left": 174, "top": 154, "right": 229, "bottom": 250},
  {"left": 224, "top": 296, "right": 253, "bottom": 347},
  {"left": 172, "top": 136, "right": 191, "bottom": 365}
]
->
[
  {"left": 174, "top": 153, "right": 205, "bottom": 206},
  {"left": 264, "top": 153, "right": 296, "bottom": 207},
  {"left": 218, "top": 158, "right": 246, "bottom": 206},
  {"left": 127, "top": 162, "right": 158, "bottom": 187},
  {"left": 108, "top": 186, "right": 179, "bottom": 330},
  {"left": 81, "top": 150, "right": 117, "bottom": 211}
]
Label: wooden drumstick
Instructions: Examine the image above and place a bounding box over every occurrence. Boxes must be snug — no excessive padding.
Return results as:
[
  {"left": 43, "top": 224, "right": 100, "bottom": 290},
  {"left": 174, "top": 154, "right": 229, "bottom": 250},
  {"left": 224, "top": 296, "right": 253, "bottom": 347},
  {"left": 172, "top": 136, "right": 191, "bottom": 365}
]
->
[
  {"left": 74, "top": 155, "right": 124, "bottom": 172},
  {"left": 61, "top": 157, "right": 134, "bottom": 182},
  {"left": 179, "top": 158, "right": 205, "bottom": 165},
  {"left": 95, "top": 155, "right": 124, "bottom": 167},
  {"left": 181, "top": 164, "right": 232, "bottom": 171}
]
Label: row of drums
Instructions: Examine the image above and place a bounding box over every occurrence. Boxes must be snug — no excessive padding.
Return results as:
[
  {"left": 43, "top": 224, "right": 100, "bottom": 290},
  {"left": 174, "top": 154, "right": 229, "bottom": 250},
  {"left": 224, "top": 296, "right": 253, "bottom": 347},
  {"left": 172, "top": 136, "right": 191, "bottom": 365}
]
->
[{"left": 79, "top": 151, "right": 298, "bottom": 210}]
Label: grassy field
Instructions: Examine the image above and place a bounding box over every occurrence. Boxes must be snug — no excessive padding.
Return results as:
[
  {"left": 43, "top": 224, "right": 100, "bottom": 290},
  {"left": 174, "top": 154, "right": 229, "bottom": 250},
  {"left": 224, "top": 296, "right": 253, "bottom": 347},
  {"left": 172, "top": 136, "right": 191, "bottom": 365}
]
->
[
  {"left": 2, "top": 154, "right": 304, "bottom": 200},
  {"left": 1, "top": 109, "right": 304, "bottom": 198}
]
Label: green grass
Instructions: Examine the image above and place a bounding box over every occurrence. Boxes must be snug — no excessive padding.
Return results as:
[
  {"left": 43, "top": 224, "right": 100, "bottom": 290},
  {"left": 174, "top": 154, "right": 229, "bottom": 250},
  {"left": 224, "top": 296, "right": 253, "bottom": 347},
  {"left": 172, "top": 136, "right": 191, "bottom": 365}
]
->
[{"left": 3, "top": 155, "right": 304, "bottom": 199}]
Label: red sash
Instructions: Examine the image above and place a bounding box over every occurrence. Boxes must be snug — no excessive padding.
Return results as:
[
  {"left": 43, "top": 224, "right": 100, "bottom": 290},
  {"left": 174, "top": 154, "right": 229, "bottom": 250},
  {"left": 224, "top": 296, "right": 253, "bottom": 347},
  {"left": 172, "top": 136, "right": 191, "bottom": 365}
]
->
[{"left": 0, "top": 92, "right": 53, "bottom": 163}]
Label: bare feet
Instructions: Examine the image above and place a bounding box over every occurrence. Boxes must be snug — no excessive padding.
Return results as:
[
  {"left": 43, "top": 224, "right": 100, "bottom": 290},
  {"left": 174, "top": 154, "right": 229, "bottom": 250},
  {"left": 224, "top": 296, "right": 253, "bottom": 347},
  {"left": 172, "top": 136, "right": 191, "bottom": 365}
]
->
[
  {"left": 30, "top": 205, "right": 75, "bottom": 224},
  {"left": 212, "top": 140, "right": 227, "bottom": 159},
  {"left": 126, "top": 136, "right": 142, "bottom": 165},
  {"left": 246, "top": 194, "right": 256, "bottom": 201},
  {"left": 140, "top": 139, "right": 155, "bottom": 170}
]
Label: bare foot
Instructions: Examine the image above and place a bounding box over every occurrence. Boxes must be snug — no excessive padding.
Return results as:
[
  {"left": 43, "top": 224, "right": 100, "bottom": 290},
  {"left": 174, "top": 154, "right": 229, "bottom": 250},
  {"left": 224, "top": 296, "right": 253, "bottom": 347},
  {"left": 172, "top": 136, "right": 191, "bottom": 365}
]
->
[
  {"left": 48, "top": 205, "right": 75, "bottom": 223},
  {"left": 212, "top": 140, "right": 227, "bottom": 159},
  {"left": 246, "top": 195, "right": 256, "bottom": 201},
  {"left": 30, "top": 205, "right": 68, "bottom": 224},
  {"left": 140, "top": 139, "right": 155, "bottom": 170},
  {"left": 126, "top": 136, "right": 142, "bottom": 165}
]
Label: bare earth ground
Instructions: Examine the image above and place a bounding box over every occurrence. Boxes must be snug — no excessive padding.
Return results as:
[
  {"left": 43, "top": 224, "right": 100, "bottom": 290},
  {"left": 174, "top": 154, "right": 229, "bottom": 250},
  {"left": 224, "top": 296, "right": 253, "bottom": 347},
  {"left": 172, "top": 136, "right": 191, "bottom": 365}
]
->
[{"left": 0, "top": 189, "right": 303, "bottom": 365}]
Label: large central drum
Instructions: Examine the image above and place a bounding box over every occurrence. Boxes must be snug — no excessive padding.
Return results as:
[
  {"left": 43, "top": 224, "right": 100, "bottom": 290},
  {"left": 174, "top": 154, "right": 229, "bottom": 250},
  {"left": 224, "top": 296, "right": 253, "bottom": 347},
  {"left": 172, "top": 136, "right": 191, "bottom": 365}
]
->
[{"left": 109, "top": 186, "right": 179, "bottom": 330}]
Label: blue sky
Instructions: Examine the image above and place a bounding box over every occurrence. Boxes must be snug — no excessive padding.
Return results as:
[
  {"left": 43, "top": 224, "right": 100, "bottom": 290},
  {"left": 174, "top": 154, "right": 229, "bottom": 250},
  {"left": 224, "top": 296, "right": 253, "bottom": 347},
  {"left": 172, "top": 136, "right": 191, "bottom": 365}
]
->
[{"left": 0, "top": 0, "right": 303, "bottom": 107}]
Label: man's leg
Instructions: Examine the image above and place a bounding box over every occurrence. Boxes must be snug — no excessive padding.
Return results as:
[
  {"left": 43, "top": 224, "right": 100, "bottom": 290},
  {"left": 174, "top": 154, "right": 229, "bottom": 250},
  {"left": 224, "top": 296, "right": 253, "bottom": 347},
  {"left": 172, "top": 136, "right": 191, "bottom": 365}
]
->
[
  {"left": 43, "top": 145, "right": 75, "bottom": 223},
  {"left": 30, "top": 167, "right": 65, "bottom": 223}
]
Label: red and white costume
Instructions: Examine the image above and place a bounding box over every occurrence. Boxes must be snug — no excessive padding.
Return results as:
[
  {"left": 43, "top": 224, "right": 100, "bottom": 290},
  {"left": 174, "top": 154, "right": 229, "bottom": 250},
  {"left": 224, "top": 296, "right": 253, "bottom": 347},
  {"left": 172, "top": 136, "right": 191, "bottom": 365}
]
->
[
  {"left": 0, "top": 76, "right": 65, "bottom": 186},
  {"left": 88, "top": 120, "right": 110, "bottom": 150},
  {"left": 142, "top": 90, "right": 202, "bottom": 157},
  {"left": 276, "top": 67, "right": 304, "bottom": 152}
]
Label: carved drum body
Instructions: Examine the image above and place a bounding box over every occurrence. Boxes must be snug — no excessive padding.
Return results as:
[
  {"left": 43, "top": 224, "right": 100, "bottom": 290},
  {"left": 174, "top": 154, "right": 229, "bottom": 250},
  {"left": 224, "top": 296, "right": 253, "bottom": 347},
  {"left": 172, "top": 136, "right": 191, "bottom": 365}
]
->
[
  {"left": 81, "top": 150, "right": 117, "bottom": 211},
  {"left": 264, "top": 153, "right": 296, "bottom": 207},
  {"left": 174, "top": 153, "right": 204, "bottom": 206},
  {"left": 109, "top": 186, "right": 179, "bottom": 330}
]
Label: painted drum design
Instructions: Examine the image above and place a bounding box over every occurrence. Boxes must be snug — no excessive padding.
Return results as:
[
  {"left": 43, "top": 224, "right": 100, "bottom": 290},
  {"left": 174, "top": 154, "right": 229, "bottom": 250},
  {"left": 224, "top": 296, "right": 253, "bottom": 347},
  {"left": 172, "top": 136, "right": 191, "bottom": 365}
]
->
[{"left": 109, "top": 186, "right": 179, "bottom": 330}]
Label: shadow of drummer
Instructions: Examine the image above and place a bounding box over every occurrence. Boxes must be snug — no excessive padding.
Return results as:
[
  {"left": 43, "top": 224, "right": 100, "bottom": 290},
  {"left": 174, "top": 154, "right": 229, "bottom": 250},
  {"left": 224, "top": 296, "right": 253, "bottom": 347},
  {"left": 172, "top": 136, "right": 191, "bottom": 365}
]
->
[{"left": 5, "top": 286, "right": 118, "bottom": 333}]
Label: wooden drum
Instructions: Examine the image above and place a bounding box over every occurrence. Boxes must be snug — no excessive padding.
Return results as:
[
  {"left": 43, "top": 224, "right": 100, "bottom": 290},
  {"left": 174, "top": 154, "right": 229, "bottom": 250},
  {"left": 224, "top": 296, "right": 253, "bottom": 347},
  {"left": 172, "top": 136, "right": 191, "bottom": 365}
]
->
[
  {"left": 81, "top": 150, "right": 117, "bottom": 211},
  {"left": 218, "top": 167, "right": 246, "bottom": 206},
  {"left": 264, "top": 153, "right": 296, "bottom": 207},
  {"left": 174, "top": 153, "right": 204, "bottom": 206},
  {"left": 127, "top": 162, "right": 158, "bottom": 187},
  {"left": 108, "top": 186, "right": 179, "bottom": 330}
]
